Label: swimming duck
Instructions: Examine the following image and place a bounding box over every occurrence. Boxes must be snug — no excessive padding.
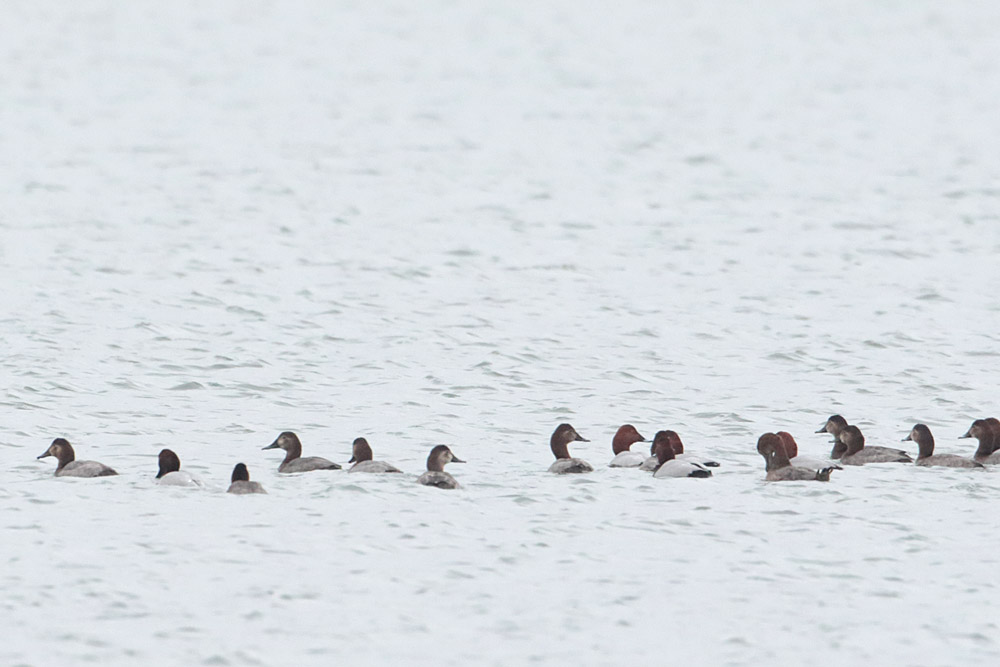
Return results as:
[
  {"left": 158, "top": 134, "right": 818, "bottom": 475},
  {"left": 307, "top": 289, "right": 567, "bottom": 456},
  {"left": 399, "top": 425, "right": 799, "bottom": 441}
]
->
[
  {"left": 37, "top": 438, "right": 117, "bottom": 478},
  {"left": 757, "top": 433, "right": 835, "bottom": 481},
  {"left": 155, "top": 449, "right": 203, "bottom": 486},
  {"left": 547, "top": 423, "right": 593, "bottom": 474},
  {"left": 960, "top": 419, "right": 1000, "bottom": 464},
  {"left": 905, "top": 424, "right": 983, "bottom": 468},
  {"left": 417, "top": 445, "right": 464, "bottom": 489},
  {"left": 838, "top": 426, "right": 912, "bottom": 465},
  {"left": 227, "top": 463, "right": 266, "bottom": 494},
  {"left": 348, "top": 437, "right": 402, "bottom": 473},
  {"left": 651, "top": 431, "right": 712, "bottom": 478},
  {"left": 608, "top": 425, "right": 647, "bottom": 468},
  {"left": 263, "top": 431, "right": 341, "bottom": 473}
]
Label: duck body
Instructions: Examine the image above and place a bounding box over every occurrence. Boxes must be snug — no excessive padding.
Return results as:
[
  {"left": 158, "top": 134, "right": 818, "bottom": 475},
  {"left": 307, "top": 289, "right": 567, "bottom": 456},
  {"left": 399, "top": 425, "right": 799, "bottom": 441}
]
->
[
  {"left": 840, "top": 448, "right": 913, "bottom": 465},
  {"left": 549, "top": 458, "right": 594, "bottom": 474},
  {"left": 279, "top": 456, "right": 341, "bottom": 473},
  {"left": 157, "top": 471, "right": 202, "bottom": 486},
  {"left": 766, "top": 465, "right": 834, "bottom": 482},
  {"left": 228, "top": 480, "right": 267, "bottom": 494},
  {"left": 674, "top": 452, "right": 720, "bottom": 468},
  {"left": 57, "top": 460, "right": 118, "bottom": 478},
  {"left": 609, "top": 451, "right": 646, "bottom": 468},
  {"left": 916, "top": 455, "right": 983, "bottom": 469},
  {"left": 417, "top": 471, "right": 460, "bottom": 489},
  {"left": 351, "top": 460, "right": 402, "bottom": 474},
  {"left": 788, "top": 455, "right": 838, "bottom": 471},
  {"left": 227, "top": 463, "right": 266, "bottom": 494},
  {"left": 653, "top": 459, "right": 712, "bottom": 478},
  {"left": 839, "top": 426, "right": 912, "bottom": 465}
]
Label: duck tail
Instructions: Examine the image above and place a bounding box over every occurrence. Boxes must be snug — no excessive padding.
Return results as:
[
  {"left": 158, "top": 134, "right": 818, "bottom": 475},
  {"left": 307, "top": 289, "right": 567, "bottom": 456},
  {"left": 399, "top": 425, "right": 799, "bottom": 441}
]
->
[{"left": 816, "top": 467, "right": 835, "bottom": 482}]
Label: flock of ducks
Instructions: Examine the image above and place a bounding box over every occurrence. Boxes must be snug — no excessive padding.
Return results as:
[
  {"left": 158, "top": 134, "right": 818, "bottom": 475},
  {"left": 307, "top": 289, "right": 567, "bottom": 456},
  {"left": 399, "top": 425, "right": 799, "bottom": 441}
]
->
[
  {"left": 33, "top": 414, "right": 1000, "bottom": 491},
  {"left": 36, "top": 432, "right": 465, "bottom": 492}
]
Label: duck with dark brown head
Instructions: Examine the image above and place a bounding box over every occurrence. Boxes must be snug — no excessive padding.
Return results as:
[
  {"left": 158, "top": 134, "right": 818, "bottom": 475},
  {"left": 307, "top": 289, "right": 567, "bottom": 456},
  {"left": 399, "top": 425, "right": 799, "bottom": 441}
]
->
[
  {"left": 227, "top": 463, "right": 266, "bottom": 494},
  {"left": 348, "top": 437, "right": 402, "bottom": 474},
  {"left": 816, "top": 415, "right": 850, "bottom": 459},
  {"left": 839, "top": 426, "right": 912, "bottom": 465},
  {"left": 548, "top": 424, "right": 593, "bottom": 474},
  {"left": 263, "top": 431, "right": 341, "bottom": 473},
  {"left": 417, "top": 445, "right": 464, "bottom": 489},
  {"left": 960, "top": 420, "right": 1000, "bottom": 465},
  {"left": 155, "top": 448, "right": 203, "bottom": 486}
]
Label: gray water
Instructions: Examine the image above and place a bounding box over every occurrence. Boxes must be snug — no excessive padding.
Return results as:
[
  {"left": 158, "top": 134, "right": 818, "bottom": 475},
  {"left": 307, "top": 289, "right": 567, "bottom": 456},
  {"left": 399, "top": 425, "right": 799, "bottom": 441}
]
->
[{"left": 3, "top": 1, "right": 1000, "bottom": 665}]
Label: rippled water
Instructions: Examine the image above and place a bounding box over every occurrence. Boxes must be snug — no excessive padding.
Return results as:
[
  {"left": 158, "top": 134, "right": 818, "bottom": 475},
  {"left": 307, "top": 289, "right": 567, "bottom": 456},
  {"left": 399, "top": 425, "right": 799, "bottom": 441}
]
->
[{"left": 3, "top": 1, "right": 1000, "bottom": 665}]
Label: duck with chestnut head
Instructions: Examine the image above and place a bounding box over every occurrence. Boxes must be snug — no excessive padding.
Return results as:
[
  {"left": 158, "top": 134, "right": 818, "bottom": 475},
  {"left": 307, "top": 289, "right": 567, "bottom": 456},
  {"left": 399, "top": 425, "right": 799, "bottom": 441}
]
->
[{"left": 608, "top": 424, "right": 647, "bottom": 468}]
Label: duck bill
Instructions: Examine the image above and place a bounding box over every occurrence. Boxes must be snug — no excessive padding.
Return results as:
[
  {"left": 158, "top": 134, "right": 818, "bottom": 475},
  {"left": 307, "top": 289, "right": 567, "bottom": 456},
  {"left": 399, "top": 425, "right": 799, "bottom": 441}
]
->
[
  {"left": 348, "top": 456, "right": 356, "bottom": 463},
  {"left": 575, "top": 435, "right": 589, "bottom": 442},
  {"left": 959, "top": 430, "right": 972, "bottom": 439},
  {"left": 901, "top": 435, "right": 912, "bottom": 442},
  {"left": 36, "top": 451, "right": 51, "bottom": 459},
  {"left": 814, "top": 425, "right": 827, "bottom": 433},
  {"left": 262, "top": 441, "right": 280, "bottom": 450},
  {"left": 451, "top": 456, "right": 466, "bottom": 464}
]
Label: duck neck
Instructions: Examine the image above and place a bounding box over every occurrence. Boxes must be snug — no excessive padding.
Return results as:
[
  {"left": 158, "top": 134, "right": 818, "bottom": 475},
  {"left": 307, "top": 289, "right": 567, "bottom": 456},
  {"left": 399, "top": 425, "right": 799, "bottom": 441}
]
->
[
  {"left": 282, "top": 440, "right": 302, "bottom": 464},
  {"left": 56, "top": 444, "right": 75, "bottom": 470},
  {"left": 551, "top": 436, "right": 571, "bottom": 460},
  {"left": 612, "top": 431, "right": 636, "bottom": 455},
  {"left": 769, "top": 446, "right": 792, "bottom": 470},
  {"left": 916, "top": 435, "right": 935, "bottom": 460},
  {"left": 353, "top": 441, "right": 373, "bottom": 463},
  {"left": 974, "top": 432, "right": 995, "bottom": 461},
  {"left": 427, "top": 453, "right": 446, "bottom": 472}
]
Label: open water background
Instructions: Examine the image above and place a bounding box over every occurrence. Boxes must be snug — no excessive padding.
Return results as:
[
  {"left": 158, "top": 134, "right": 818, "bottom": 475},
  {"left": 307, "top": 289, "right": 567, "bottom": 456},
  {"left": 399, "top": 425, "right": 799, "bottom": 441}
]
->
[{"left": 2, "top": 1, "right": 1000, "bottom": 665}]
